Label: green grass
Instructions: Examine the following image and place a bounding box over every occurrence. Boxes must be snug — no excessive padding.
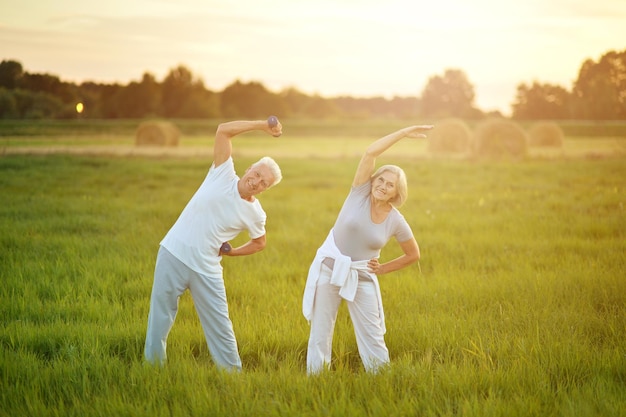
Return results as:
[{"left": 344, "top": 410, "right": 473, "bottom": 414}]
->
[{"left": 1, "top": 141, "right": 625, "bottom": 416}]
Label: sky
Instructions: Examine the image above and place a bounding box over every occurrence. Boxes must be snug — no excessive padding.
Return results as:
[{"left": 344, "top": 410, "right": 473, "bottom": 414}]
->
[{"left": 2, "top": 0, "right": 625, "bottom": 115}]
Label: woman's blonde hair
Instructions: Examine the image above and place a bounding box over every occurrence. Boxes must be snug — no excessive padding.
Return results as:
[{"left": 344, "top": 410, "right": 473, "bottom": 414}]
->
[{"left": 370, "top": 165, "right": 408, "bottom": 207}]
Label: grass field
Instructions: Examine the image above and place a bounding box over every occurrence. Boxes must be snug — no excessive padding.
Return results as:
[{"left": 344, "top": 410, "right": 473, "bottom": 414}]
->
[
  {"left": 2, "top": 118, "right": 625, "bottom": 161},
  {"left": 1, "top": 121, "right": 625, "bottom": 416}
]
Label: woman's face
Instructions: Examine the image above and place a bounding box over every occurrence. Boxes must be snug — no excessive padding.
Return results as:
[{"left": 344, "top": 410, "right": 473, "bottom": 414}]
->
[{"left": 371, "top": 171, "right": 398, "bottom": 203}]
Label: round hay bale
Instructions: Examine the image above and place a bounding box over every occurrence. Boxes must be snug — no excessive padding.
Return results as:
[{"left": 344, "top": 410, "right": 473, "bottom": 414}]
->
[
  {"left": 527, "top": 122, "right": 564, "bottom": 147},
  {"left": 427, "top": 118, "right": 472, "bottom": 155},
  {"left": 472, "top": 119, "right": 528, "bottom": 159},
  {"left": 135, "top": 121, "right": 181, "bottom": 147}
]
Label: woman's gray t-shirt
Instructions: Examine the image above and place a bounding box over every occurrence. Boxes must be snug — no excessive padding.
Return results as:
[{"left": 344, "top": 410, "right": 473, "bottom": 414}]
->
[{"left": 332, "top": 182, "right": 414, "bottom": 262}]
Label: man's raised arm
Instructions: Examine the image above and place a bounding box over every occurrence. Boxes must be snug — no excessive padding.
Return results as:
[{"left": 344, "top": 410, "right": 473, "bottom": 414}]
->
[{"left": 213, "top": 118, "right": 282, "bottom": 167}]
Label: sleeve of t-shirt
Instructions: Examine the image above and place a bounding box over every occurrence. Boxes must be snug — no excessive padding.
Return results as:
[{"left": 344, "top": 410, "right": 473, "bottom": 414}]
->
[
  {"left": 247, "top": 210, "right": 267, "bottom": 240},
  {"left": 351, "top": 181, "right": 371, "bottom": 197},
  {"left": 341, "top": 181, "right": 371, "bottom": 207},
  {"left": 208, "top": 157, "right": 237, "bottom": 183},
  {"left": 394, "top": 212, "right": 414, "bottom": 243}
]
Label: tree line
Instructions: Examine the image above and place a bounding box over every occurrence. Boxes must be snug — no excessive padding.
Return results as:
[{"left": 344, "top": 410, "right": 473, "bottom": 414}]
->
[{"left": 0, "top": 49, "right": 623, "bottom": 121}]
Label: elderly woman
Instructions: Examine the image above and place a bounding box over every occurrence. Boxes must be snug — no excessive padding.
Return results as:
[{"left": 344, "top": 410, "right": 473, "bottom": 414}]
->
[{"left": 303, "top": 125, "right": 433, "bottom": 374}]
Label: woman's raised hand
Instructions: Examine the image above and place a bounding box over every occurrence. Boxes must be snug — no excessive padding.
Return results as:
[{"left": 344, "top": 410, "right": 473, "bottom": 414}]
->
[{"left": 405, "top": 125, "right": 434, "bottom": 139}]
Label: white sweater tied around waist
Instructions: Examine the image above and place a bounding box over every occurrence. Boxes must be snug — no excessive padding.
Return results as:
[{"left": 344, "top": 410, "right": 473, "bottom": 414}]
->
[{"left": 302, "top": 229, "right": 386, "bottom": 333}]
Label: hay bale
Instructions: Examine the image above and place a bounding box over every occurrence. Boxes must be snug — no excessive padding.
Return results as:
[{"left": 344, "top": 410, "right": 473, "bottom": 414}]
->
[
  {"left": 427, "top": 118, "right": 472, "bottom": 155},
  {"left": 135, "top": 121, "right": 180, "bottom": 147},
  {"left": 472, "top": 119, "right": 528, "bottom": 159},
  {"left": 528, "top": 122, "right": 564, "bottom": 147}
]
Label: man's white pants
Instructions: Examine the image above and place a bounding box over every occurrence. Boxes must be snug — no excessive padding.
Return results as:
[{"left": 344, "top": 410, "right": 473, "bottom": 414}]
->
[
  {"left": 144, "top": 246, "right": 242, "bottom": 371},
  {"left": 307, "top": 264, "right": 389, "bottom": 374}
]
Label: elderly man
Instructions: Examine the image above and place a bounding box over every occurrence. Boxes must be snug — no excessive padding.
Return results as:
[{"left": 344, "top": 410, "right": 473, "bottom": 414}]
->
[{"left": 144, "top": 118, "right": 283, "bottom": 371}]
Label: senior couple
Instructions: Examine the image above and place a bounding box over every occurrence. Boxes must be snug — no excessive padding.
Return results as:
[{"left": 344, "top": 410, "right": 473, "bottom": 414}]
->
[{"left": 143, "top": 118, "right": 433, "bottom": 373}]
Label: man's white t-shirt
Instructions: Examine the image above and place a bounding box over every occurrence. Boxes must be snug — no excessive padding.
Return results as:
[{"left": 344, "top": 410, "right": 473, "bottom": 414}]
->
[{"left": 160, "top": 157, "right": 266, "bottom": 275}]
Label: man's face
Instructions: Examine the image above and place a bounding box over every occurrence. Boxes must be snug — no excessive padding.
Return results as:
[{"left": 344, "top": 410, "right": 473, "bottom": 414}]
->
[{"left": 241, "top": 164, "right": 274, "bottom": 196}]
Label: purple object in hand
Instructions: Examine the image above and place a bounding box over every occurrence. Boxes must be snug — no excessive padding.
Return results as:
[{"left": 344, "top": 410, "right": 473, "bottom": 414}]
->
[{"left": 267, "top": 115, "right": 278, "bottom": 128}]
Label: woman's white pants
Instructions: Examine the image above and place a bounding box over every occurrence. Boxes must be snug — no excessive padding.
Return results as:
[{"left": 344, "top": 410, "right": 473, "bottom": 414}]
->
[
  {"left": 307, "top": 264, "right": 389, "bottom": 374},
  {"left": 144, "top": 246, "right": 242, "bottom": 371}
]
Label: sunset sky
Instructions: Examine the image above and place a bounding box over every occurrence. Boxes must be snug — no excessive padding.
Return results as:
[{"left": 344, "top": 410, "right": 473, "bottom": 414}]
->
[{"left": 2, "top": 0, "right": 625, "bottom": 115}]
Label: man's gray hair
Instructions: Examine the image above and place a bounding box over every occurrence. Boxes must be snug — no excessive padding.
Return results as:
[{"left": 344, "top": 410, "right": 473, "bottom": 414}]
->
[{"left": 253, "top": 156, "right": 282, "bottom": 187}]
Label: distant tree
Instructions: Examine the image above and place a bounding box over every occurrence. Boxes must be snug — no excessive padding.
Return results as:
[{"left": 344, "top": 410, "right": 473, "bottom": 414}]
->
[
  {"left": 333, "top": 96, "right": 389, "bottom": 119},
  {"left": 7, "top": 89, "right": 66, "bottom": 119},
  {"left": 331, "top": 95, "right": 419, "bottom": 119},
  {"left": 20, "top": 72, "right": 77, "bottom": 104},
  {"left": 0, "top": 87, "right": 18, "bottom": 118},
  {"left": 76, "top": 81, "right": 105, "bottom": 118},
  {"left": 178, "top": 88, "right": 221, "bottom": 119},
  {"left": 511, "top": 82, "right": 571, "bottom": 120},
  {"left": 97, "top": 83, "right": 125, "bottom": 118},
  {"left": 0, "top": 60, "right": 23, "bottom": 89},
  {"left": 280, "top": 87, "right": 310, "bottom": 117},
  {"left": 420, "top": 69, "right": 477, "bottom": 118},
  {"left": 161, "top": 65, "right": 206, "bottom": 118},
  {"left": 114, "top": 72, "right": 162, "bottom": 118},
  {"left": 302, "top": 95, "right": 340, "bottom": 119},
  {"left": 363, "top": 97, "right": 390, "bottom": 118},
  {"left": 220, "top": 80, "right": 286, "bottom": 118},
  {"left": 388, "top": 96, "right": 420, "bottom": 119},
  {"left": 8, "top": 49, "right": 625, "bottom": 120},
  {"left": 332, "top": 96, "right": 369, "bottom": 118},
  {"left": 572, "top": 49, "right": 626, "bottom": 120}
]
